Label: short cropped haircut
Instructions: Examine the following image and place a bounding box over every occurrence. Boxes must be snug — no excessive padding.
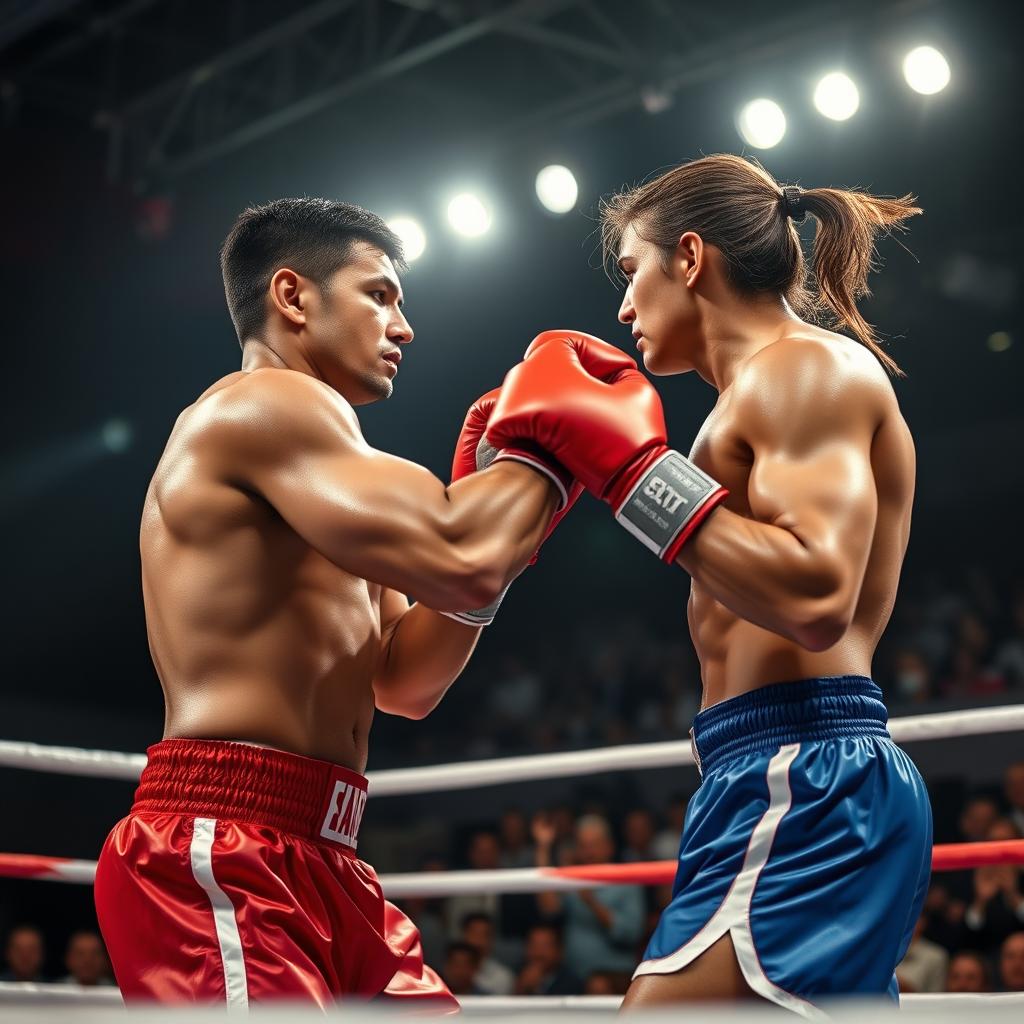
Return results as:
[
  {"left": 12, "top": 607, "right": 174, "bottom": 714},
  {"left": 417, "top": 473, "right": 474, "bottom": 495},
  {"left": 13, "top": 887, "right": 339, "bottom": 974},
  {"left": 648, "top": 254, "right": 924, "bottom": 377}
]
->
[{"left": 220, "top": 197, "right": 406, "bottom": 345}]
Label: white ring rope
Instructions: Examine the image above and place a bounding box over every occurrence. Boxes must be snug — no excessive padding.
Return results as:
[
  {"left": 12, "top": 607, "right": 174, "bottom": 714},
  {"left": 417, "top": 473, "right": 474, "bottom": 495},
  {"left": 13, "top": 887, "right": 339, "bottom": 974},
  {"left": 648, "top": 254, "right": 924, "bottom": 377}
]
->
[
  {"left": 0, "top": 983, "right": 1021, "bottom": 1012},
  {"left": 1, "top": 704, "right": 1022, "bottom": 794}
]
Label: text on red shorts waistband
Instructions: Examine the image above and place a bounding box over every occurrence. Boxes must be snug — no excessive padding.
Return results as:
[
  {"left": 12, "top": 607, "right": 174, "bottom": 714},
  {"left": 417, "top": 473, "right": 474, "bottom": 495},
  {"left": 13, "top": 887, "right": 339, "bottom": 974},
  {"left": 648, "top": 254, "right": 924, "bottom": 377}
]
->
[{"left": 132, "top": 739, "right": 368, "bottom": 854}]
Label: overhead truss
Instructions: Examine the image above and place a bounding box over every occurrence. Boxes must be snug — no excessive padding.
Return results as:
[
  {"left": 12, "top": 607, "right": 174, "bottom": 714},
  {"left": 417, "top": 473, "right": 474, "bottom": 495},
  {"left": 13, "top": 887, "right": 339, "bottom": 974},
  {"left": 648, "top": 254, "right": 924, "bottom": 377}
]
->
[{"left": 2, "top": 0, "right": 938, "bottom": 189}]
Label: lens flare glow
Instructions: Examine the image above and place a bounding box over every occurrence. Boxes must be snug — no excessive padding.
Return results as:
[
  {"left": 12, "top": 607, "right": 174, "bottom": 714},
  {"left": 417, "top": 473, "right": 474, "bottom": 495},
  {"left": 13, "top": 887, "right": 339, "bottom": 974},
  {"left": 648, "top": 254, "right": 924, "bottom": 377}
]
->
[
  {"left": 387, "top": 217, "right": 426, "bottom": 261},
  {"left": 447, "top": 193, "right": 492, "bottom": 237},
  {"left": 814, "top": 72, "right": 860, "bottom": 121},
  {"left": 903, "top": 46, "right": 950, "bottom": 95},
  {"left": 535, "top": 165, "right": 579, "bottom": 214},
  {"left": 737, "top": 98, "right": 786, "bottom": 149}
]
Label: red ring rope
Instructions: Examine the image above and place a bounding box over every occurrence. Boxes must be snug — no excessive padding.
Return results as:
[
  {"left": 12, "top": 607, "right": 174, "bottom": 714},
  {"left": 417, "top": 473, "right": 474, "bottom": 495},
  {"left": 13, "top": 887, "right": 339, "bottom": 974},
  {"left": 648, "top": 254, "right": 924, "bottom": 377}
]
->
[{"left": 1, "top": 840, "right": 1022, "bottom": 886}]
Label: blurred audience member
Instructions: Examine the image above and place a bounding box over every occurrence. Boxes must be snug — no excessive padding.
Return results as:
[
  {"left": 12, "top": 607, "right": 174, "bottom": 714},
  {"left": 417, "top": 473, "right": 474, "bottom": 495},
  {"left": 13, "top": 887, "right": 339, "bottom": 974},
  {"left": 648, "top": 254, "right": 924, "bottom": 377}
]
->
[
  {"left": 60, "top": 930, "right": 113, "bottom": 987},
  {"left": 896, "top": 914, "right": 948, "bottom": 993},
  {"left": 441, "top": 942, "right": 482, "bottom": 997},
  {"left": 515, "top": 924, "right": 580, "bottom": 996},
  {"left": 489, "top": 655, "right": 543, "bottom": 723},
  {"left": 989, "top": 818, "right": 1023, "bottom": 842},
  {"left": 962, "top": 864, "right": 1024, "bottom": 951},
  {"left": 621, "top": 809, "right": 656, "bottom": 863},
  {"left": 498, "top": 809, "right": 533, "bottom": 869},
  {"left": 398, "top": 856, "right": 449, "bottom": 970},
  {"left": 1005, "top": 763, "right": 1024, "bottom": 837},
  {"left": 651, "top": 794, "right": 688, "bottom": 861},
  {"left": 992, "top": 598, "right": 1024, "bottom": 686},
  {"left": 535, "top": 814, "right": 644, "bottom": 978},
  {"left": 923, "top": 882, "right": 966, "bottom": 952},
  {"left": 999, "top": 932, "right": 1024, "bottom": 991},
  {"left": 946, "top": 951, "right": 991, "bottom": 993},
  {"left": 1, "top": 925, "right": 45, "bottom": 983},
  {"left": 892, "top": 648, "right": 933, "bottom": 703},
  {"left": 460, "top": 913, "right": 514, "bottom": 995},
  {"left": 549, "top": 806, "right": 578, "bottom": 866},
  {"left": 446, "top": 830, "right": 502, "bottom": 936},
  {"left": 940, "top": 646, "right": 1006, "bottom": 698},
  {"left": 960, "top": 795, "right": 1001, "bottom": 843},
  {"left": 494, "top": 808, "right": 540, "bottom": 960}
]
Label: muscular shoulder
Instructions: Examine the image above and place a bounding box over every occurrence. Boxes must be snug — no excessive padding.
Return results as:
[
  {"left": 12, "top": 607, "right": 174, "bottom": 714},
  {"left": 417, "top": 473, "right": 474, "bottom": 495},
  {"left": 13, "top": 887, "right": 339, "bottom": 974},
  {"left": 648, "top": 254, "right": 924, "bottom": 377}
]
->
[
  {"left": 730, "top": 333, "right": 894, "bottom": 451},
  {"left": 187, "top": 369, "right": 363, "bottom": 462}
]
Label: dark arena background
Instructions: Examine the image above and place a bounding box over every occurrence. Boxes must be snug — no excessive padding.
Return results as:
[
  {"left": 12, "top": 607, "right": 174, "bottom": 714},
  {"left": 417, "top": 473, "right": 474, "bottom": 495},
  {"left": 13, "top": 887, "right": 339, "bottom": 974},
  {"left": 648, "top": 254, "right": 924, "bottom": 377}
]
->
[{"left": 1, "top": 0, "right": 1023, "bottom": 1015}]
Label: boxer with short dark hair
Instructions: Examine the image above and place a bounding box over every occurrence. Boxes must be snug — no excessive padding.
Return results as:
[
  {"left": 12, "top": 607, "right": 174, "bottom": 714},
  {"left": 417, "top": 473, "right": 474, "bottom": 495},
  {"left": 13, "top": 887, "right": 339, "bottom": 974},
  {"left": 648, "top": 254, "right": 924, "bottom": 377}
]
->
[
  {"left": 94, "top": 198, "right": 575, "bottom": 1008},
  {"left": 486, "top": 154, "right": 931, "bottom": 1013}
]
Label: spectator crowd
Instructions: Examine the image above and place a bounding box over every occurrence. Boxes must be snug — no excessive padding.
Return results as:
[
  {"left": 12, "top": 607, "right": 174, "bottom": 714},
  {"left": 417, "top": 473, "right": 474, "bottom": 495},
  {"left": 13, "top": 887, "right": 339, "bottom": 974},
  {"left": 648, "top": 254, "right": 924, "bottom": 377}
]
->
[
  {"left": 386, "top": 762, "right": 1024, "bottom": 998},
  {"left": 374, "top": 567, "right": 1024, "bottom": 770},
  {"left": 3, "top": 566, "right": 1023, "bottom": 998}
]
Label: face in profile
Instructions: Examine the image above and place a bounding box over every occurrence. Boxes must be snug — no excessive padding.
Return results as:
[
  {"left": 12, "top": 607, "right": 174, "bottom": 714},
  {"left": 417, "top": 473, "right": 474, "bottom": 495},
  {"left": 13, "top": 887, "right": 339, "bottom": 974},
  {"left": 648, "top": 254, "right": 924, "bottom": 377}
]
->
[
  {"left": 307, "top": 242, "right": 413, "bottom": 405},
  {"left": 615, "top": 221, "right": 699, "bottom": 376}
]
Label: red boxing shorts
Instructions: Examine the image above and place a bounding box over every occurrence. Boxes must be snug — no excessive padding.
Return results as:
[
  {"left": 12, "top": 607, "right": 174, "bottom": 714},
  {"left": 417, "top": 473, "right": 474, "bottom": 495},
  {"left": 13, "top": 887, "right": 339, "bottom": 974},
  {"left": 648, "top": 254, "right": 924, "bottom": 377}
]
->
[{"left": 94, "top": 738, "right": 457, "bottom": 1010}]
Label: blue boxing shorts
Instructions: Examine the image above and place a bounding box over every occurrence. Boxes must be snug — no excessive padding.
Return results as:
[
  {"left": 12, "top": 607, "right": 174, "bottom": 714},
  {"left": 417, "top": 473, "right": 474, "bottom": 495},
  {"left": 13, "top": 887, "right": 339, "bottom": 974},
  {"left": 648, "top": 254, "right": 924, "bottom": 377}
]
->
[{"left": 636, "top": 676, "right": 932, "bottom": 1018}]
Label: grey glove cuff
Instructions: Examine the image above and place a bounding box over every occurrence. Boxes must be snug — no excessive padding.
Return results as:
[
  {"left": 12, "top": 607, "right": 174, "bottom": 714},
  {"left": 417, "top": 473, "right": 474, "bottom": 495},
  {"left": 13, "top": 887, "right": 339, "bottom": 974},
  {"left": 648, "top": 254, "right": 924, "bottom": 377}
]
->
[
  {"left": 438, "top": 583, "right": 512, "bottom": 627},
  {"left": 614, "top": 449, "right": 724, "bottom": 560}
]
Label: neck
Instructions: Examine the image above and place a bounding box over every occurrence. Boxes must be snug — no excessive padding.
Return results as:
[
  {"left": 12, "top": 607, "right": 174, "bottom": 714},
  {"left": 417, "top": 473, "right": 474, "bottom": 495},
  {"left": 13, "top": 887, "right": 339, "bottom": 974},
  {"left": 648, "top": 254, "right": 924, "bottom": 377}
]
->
[
  {"left": 241, "top": 334, "right": 321, "bottom": 380},
  {"left": 689, "top": 294, "right": 803, "bottom": 392}
]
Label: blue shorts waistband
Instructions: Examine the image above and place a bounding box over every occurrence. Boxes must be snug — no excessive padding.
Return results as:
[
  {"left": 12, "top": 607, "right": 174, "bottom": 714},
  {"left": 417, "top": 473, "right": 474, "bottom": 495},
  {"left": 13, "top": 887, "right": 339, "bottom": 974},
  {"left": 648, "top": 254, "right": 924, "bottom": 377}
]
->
[{"left": 691, "top": 676, "right": 889, "bottom": 776}]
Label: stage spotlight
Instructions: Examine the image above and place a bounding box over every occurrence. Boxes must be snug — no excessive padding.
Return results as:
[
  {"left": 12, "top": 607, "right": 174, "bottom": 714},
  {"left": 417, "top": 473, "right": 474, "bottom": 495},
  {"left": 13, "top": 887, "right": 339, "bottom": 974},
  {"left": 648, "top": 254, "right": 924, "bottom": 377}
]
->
[
  {"left": 101, "top": 418, "right": 133, "bottom": 454},
  {"left": 903, "top": 46, "right": 950, "bottom": 94},
  {"left": 447, "top": 193, "right": 492, "bottom": 237},
  {"left": 814, "top": 72, "right": 860, "bottom": 121},
  {"left": 387, "top": 217, "right": 426, "bottom": 261},
  {"left": 535, "top": 165, "right": 578, "bottom": 215},
  {"left": 737, "top": 99, "right": 786, "bottom": 149}
]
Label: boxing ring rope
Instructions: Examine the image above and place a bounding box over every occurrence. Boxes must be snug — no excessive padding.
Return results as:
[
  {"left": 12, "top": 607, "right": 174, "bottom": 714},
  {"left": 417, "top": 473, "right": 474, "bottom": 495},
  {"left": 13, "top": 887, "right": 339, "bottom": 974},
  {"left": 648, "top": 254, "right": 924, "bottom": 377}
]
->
[
  {"left": 2, "top": 703, "right": 1023, "bottom": 793},
  {"left": 1, "top": 705, "right": 1022, "bottom": 1014},
  {"left": 3, "top": 840, "right": 1024, "bottom": 895},
  {"left": 1, "top": 982, "right": 1022, "bottom": 1013}
]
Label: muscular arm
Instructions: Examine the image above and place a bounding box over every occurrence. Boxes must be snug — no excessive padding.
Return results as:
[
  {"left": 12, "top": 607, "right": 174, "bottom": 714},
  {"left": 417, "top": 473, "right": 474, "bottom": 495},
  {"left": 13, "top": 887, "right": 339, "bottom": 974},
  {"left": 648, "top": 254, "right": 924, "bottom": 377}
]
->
[
  {"left": 676, "top": 344, "right": 885, "bottom": 651},
  {"left": 373, "top": 587, "right": 483, "bottom": 719},
  {"left": 210, "top": 368, "right": 558, "bottom": 611}
]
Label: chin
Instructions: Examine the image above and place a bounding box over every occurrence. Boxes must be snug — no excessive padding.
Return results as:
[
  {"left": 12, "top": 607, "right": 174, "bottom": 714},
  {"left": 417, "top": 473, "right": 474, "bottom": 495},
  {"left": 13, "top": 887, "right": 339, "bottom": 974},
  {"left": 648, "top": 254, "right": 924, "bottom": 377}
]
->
[
  {"left": 342, "top": 372, "right": 393, "bottom": 405},
  {"left": 640, "top": 345, "right": 670, "bottom": 376},
  {"left": 363, "top": 373, "right": 394, "bottom": 402},
  {"left": 641, "top": 342, "right": 690, "bottom": 377}
]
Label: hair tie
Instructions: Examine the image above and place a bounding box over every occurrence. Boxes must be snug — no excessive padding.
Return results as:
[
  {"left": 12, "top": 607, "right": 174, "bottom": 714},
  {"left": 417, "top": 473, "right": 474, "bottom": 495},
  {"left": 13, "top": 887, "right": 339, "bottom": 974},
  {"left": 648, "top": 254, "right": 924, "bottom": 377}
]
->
[{"left": 781, "top": 185, "right": 807, "bottom": 224}]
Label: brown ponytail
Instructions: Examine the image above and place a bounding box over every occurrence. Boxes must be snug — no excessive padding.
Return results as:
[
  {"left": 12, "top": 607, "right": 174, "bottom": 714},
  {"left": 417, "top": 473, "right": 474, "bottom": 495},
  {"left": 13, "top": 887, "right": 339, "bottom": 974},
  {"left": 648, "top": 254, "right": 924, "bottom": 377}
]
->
[
  {"left": 798, "top": 187, "right": 921, "bottom": 376},
  {"left": 600, "top": 154, "right": 922, "bottom": 376}
]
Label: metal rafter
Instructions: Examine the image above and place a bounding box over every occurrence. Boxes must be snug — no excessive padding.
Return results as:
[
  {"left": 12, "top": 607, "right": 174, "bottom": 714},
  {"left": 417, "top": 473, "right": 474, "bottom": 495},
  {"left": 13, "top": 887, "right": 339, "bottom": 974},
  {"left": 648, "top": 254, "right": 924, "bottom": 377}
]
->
[
  {"left": 117, "top": 0, "right": 583, "bottom": 185},
  {"left": 489, "top": 0, "right": 941, "bottom": 146},
  {"left": 3, "top": 0, "right": 945, "bottom": 191}
]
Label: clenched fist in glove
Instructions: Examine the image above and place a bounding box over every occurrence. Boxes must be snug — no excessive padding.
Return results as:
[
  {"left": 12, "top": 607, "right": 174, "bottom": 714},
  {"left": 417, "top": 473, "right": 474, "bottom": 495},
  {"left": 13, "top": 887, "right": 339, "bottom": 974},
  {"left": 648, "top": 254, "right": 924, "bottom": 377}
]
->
[{"left": 487, "top": 331, "right": 728, "bottom": 564}]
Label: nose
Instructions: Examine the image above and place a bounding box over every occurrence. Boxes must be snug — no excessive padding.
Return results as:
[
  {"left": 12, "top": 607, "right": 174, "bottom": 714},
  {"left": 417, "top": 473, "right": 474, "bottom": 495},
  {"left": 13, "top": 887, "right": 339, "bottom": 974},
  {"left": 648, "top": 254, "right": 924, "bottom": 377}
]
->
[
  {"left": 618, "top": 289, "right": 635, "bottom": 325},
  {"left": 389, "top": 310, "right": 414, "bottom": 345}
]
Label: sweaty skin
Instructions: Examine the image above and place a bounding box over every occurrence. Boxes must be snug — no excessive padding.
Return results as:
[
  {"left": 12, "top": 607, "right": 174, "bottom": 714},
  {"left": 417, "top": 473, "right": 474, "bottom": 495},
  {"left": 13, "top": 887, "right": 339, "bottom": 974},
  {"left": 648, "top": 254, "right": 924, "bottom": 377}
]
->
[
  {"left": 614, "top": 224, "right": 916, "bottom": 1007},
  {"left": 615, "top": 225, "right": 914, "bottom": 707},
  {"left": 142, "top": 245, "right": 557, "bottom": 771},
  {"left": 678, "top": 330, "right": 915, "bottom": 706}
]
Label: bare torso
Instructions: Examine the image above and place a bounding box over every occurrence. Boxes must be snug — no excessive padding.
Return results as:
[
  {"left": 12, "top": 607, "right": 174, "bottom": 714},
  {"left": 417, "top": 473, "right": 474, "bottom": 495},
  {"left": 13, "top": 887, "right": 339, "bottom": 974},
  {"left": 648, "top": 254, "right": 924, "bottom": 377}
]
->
[
  {"left": 142, "top": 373, "right": 378, "bottom": 770},
  {"left": 684, "top": 330, "right": 915, "bottom": 708}
]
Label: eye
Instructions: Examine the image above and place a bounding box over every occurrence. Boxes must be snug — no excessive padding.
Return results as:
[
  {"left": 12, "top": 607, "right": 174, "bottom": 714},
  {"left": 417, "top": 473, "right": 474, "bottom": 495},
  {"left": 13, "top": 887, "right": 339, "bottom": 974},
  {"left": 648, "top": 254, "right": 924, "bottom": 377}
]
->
[{"left": 371, "top": 290, "right": 387, "bottom": 304}]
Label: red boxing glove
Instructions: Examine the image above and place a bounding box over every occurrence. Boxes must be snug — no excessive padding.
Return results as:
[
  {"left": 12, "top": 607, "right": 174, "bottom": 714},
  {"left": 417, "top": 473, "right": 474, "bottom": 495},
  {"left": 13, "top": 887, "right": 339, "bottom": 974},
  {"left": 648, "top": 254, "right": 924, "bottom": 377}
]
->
[
  {"left": 487, "top": 331, "right": 728, "bottom": 563},
  {"left": 450, "top": 387, "right": 576, "bottom": 514},
  {"left": 442, "top": 387, "right": 582, "bottom": 626}
]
